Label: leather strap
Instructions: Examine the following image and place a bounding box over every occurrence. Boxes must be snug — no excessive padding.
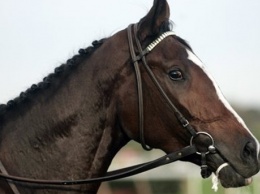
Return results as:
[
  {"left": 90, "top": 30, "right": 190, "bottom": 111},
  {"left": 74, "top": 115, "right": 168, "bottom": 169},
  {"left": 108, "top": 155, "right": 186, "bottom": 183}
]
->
[
  {"left": 127, "top": 25, "right": 152, "bottom": 150},
  {"left": 131, "top": 24, "right": 197, "bottom": 137},
  {"left": 0, "top": 160, "right": 20, "bottom": 194},
  {"left": 0, "top": 146, "right": 197, "bottom": 186}
]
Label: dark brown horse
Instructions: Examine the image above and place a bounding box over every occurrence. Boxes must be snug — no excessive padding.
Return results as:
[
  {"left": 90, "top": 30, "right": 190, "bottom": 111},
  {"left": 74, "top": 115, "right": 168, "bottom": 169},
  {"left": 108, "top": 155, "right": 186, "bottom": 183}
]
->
[{"left": 0, "top": 0, "right": 259, "bottom": 193}]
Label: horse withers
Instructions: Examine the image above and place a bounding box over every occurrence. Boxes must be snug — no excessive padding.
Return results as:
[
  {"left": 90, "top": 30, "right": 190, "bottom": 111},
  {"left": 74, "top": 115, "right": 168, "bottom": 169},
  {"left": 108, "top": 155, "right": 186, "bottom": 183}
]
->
[{"left": 0, "top": 0, "right": 259, "bottom": 193}]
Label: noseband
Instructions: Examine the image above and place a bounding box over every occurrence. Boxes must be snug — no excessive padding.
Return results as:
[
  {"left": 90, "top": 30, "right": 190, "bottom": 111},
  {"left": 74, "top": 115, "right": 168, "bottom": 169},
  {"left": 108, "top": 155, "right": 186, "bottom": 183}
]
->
[{"left": 0, "top": 24, "right": 220, "bottom": 193}]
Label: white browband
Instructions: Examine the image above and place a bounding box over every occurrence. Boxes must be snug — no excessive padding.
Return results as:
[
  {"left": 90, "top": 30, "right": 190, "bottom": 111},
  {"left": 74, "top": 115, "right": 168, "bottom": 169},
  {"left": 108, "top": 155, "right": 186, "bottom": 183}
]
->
[{"left": 146, "top": 31, "right": 176, "bottom": 52}]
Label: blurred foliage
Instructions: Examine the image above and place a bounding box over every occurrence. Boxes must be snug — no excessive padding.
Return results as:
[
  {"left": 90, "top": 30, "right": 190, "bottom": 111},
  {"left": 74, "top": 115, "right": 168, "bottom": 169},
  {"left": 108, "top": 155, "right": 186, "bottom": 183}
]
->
[{"left": 233, "top": 105, "right": 260, "bottom": 140}]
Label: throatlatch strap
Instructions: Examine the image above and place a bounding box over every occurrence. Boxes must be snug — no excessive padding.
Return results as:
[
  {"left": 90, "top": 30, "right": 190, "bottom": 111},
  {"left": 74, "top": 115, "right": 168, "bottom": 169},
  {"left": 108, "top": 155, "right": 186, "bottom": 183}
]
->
[{"left": 127, "top": 25, "right": 152, "bottom": 150}]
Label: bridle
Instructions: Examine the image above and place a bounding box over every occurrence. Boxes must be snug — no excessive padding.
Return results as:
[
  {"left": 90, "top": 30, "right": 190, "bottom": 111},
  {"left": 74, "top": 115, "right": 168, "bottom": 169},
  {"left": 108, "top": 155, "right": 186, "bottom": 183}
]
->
[
  {"left": 0, "top": 24, "right": 219, "bottom": 193},
  {"left": 127, "top": 23, "right": 217, "bottom": 177},
  {"left": 127, "top": 24, "right": 197, "bottom": 150}
]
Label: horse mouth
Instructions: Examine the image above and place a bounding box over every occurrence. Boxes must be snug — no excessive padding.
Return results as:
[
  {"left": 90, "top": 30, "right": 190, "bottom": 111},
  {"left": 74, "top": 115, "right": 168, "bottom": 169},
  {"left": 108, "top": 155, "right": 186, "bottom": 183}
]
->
[
  {"left": 180, "top": 152, "right": 254, "bottom": 188},
  {"left": 207, "top": 154, "right": 254, "bottom": 188},
  {"left": 216, "top": 163, "right": 252, "bottom": 188}
]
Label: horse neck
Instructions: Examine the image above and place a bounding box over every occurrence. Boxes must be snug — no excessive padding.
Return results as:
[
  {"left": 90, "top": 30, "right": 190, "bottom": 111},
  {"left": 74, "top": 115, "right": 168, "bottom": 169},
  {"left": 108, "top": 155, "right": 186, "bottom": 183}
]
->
[{"left": 0, "top": 33, "right": 130, "bottom": 193}]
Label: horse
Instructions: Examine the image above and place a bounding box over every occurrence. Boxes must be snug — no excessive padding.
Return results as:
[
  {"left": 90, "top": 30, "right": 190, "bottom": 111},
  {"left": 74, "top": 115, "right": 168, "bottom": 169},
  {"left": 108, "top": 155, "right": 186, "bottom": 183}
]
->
[{"left": 0, "top": 0, "right": 259, "bottom": 193}]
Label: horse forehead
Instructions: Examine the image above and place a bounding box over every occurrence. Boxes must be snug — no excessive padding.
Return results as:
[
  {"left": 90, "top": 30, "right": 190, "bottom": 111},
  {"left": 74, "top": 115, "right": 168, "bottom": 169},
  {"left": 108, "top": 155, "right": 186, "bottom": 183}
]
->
[{"left": 185, "top": 49, "right": 250, "bottom": 129}]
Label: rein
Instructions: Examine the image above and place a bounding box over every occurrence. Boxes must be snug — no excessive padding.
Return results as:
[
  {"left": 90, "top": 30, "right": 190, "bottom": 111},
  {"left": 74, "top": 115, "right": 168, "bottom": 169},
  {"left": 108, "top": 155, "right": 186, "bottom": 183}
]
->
[
  {"left": 0, "top": 24, "right": 217, "bottom": 193},
  {"left": 0, "top": 146, "right": 197, "bottom": 185}
]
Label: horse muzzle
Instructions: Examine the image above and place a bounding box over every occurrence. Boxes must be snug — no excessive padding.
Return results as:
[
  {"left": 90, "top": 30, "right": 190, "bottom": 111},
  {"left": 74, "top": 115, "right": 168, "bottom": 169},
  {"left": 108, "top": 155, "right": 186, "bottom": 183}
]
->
[{"left": 207, "top": 148, "right": 260, "bottom": 188}]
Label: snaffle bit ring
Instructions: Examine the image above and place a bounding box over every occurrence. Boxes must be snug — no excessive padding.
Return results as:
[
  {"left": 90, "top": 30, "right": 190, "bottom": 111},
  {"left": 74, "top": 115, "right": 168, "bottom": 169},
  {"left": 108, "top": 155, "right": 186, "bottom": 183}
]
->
[{"left": 190, "top": 132, "right": 216, "bottom": 155}]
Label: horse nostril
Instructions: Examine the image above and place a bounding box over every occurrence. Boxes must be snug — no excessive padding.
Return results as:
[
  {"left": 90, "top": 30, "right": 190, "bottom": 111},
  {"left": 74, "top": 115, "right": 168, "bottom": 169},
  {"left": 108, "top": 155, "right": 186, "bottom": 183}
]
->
[{"left": 243, "top": 142, "right": 255, "bottom": 159}]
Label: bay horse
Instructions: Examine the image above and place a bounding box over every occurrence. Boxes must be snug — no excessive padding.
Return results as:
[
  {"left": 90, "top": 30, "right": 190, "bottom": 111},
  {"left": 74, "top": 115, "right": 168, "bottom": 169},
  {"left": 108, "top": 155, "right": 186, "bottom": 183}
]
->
[{"left": 0, "top": 0, "right": 259, "bottom": 193}]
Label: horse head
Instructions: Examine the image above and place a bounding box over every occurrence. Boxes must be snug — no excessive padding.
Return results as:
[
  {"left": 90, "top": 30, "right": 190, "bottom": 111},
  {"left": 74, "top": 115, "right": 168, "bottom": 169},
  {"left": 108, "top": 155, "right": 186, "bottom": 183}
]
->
[
  {"left": 118, "top": 0, "right": 259, "bottom": 188},
  {"left": 0, "top": 1, "right": 259, "bottom": 193}
]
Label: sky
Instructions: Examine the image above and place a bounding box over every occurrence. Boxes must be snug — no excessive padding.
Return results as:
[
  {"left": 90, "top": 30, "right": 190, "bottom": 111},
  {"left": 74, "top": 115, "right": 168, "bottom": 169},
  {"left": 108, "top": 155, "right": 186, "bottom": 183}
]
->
[{"left": 0, "top": 0, "right": 260, "bottom": 108}]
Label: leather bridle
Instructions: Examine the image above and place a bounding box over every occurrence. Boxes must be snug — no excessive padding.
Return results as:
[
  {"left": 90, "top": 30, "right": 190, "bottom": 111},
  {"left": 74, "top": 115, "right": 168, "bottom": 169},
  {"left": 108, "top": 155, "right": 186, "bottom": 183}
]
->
[
  {"left": 0, "top": 24, "right": 218, "bottom": 193},
  {"left": 126, "top": 23, "right": 217, "bottom": 177},
  {"left": 127, "top": 24, "right": 197, "bottom": 150}
]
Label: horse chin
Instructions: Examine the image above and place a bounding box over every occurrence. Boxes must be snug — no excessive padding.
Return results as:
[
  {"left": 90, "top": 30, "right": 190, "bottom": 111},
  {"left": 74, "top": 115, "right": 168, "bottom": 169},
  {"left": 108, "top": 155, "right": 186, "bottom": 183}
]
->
[
  {"left": 183, "top": 153, "right": 253, "bottom": 188},
  {"left": 207, "top": 154, "right": 253, "bottom": 188},
  {"left": 217, "top": 164, "right": 253, "bottom": 188}
]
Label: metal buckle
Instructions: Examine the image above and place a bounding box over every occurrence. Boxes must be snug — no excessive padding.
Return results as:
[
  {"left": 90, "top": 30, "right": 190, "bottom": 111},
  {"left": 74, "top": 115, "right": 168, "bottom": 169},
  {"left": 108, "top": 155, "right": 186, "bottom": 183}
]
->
[
  {"left": 190, "top": 132, "right": 216, "bottom": 155},
  {"left": 182, "top": 120, "right": 189, "bottom": 128}
]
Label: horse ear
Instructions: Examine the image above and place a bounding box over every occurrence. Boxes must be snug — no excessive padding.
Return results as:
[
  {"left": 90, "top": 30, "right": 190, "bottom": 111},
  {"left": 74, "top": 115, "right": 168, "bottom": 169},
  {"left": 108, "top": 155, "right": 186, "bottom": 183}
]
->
[{"left": 137, "top": 0, "right": 170, "bottom": 41}]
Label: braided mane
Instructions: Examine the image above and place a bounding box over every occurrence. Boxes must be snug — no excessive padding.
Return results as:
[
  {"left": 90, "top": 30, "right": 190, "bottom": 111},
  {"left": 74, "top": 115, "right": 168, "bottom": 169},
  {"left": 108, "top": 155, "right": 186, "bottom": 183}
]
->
[
  {"left": 0, "top": 38, "right": 107, "bottom": 118},
  {"left": 0, "top": 20, "right": 191, "bottom": 121}
]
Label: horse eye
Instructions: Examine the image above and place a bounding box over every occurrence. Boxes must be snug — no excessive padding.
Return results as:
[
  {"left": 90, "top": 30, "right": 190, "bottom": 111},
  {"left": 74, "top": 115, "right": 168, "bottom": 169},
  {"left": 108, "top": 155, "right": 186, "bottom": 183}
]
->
[{"left": 169, "top": 69, "right": 184, "bottom": 81}]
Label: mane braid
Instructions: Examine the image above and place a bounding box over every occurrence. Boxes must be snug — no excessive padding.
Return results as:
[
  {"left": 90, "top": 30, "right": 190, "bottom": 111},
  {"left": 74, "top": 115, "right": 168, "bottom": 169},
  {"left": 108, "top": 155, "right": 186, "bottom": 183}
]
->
[{"left": 0, "top": 38, "right": 107, "bottom": 120}]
